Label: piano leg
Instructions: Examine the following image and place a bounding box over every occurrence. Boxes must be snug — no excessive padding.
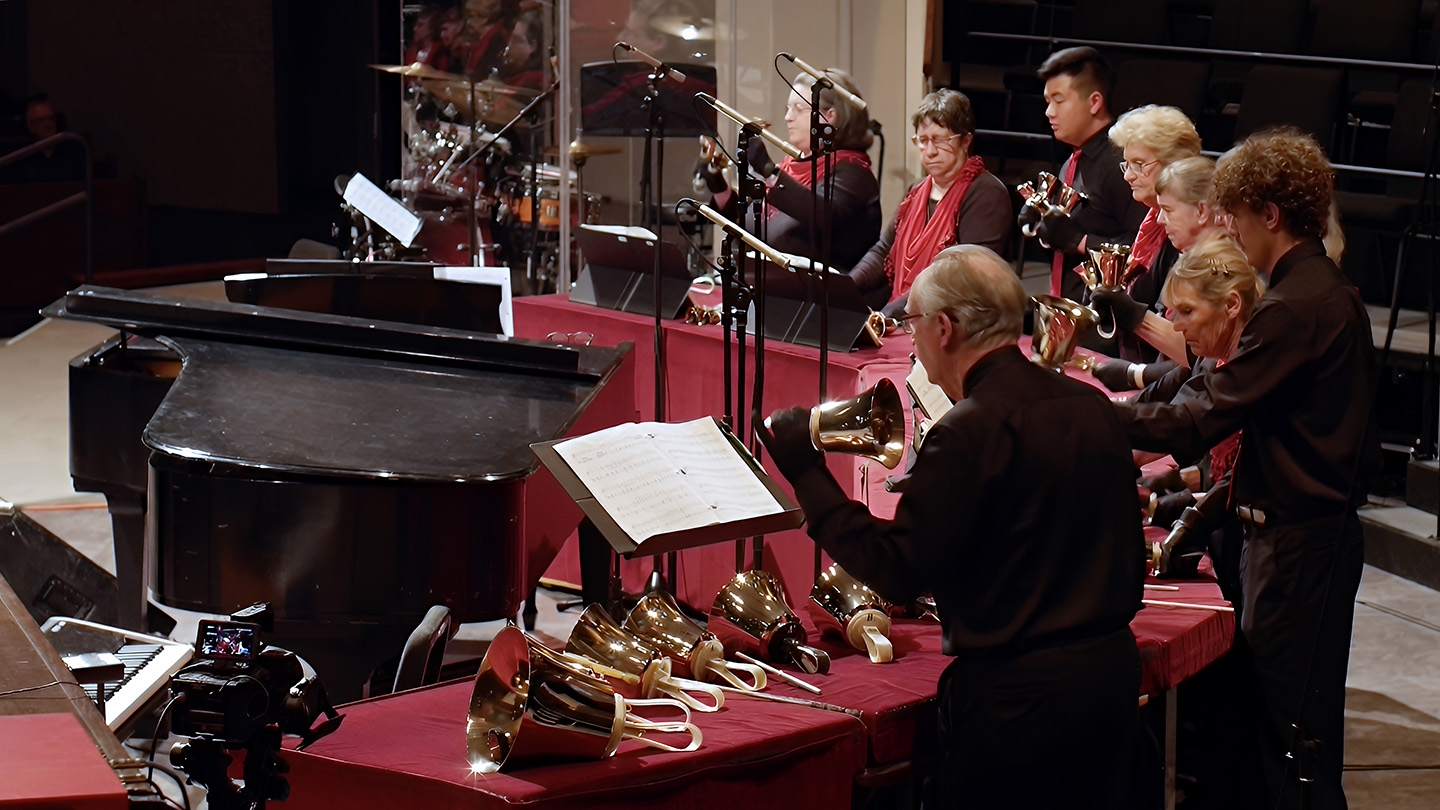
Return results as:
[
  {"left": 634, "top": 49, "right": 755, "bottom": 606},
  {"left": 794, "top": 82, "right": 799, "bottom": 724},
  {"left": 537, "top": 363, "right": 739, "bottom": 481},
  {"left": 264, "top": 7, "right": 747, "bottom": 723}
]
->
[
  {"left": 104, "top": 494, "right": 174, "bottom": 636},
  {"left": 522, "top": 587, "right": 538, "bottom": 631}
]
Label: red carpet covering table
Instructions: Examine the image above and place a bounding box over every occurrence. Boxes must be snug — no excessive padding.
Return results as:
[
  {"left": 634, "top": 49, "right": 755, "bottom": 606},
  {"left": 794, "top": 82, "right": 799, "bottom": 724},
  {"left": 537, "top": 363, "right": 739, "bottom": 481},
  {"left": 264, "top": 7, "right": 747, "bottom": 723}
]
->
[{"left": 280, "top": 676, "right": 867, "bottom": 810}]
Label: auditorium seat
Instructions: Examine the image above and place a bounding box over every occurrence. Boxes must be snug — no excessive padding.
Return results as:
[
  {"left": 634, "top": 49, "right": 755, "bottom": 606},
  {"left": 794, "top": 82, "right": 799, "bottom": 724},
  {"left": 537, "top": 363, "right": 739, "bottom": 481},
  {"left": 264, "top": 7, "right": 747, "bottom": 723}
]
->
[
  {"left": 1233, "top": 64, "right": 1345, "bottom": 152},
  {"left": 1110, "top": 58, "right": 1211, "bottom": 122}
]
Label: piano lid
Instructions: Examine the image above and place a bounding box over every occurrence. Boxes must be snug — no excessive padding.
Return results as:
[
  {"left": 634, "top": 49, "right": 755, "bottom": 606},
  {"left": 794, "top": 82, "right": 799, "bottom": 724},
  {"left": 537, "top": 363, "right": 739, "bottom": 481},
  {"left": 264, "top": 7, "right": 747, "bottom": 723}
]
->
[{"left": 46, "top": 286, "right": 633, "bottom": 483}]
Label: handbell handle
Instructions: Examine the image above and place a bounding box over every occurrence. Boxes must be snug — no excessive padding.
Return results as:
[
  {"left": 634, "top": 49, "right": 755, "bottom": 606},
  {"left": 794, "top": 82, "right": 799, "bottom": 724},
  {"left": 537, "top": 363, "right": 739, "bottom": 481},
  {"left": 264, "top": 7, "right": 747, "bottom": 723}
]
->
[
  {"left": 656, "top": 675, "right": 726, "bottom": 712},
  {"left": 623, "top": 721, "right": 704, "bottom": 753},
  {"left": 787, "top": 641, "right": 831, "bottom": 675},
  {"left": 859, "top": 624, "right": 893, "bottom": 664}
]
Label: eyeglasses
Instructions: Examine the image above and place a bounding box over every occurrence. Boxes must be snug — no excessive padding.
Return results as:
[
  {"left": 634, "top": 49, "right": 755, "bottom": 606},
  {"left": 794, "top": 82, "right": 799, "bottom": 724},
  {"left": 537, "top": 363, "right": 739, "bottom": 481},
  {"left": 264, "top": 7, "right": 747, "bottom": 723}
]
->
[
  {"left": 895, "top": 312, "right": 932, "bottom": 335},
  {"left": 911, "top": 133, "right": 962, "bottom": 151},
  {"left": 1119, "top": 158, "right": 1160, "bottom": 176}
]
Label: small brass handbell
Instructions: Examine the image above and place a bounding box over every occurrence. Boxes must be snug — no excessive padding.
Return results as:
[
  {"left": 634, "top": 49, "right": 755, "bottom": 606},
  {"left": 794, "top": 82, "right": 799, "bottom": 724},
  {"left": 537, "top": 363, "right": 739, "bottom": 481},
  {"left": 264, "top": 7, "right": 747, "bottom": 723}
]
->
[
  {"left": 566, "top": 604, "right": 725, "bottom": 712},
  {"left": 810, "top": 563, "right": 895, "bottom": 663},
  {"left": 1030, "top": 295, "right": 1101, "bottom": 373},
  {"left": 710, "top": 570, "right": 831, "bottom": 674},
  {"left": 808, "top": 377, "right": 906, "bottom": 470},
  {"left": 624, "top": 590, "right": 768, "bottom": 691},
  {"left": 1083, "top": 242, "right": 1133, "bottom": 340},
  {"left": 466, "top": 625, "right": 701, "bottom": 774}
]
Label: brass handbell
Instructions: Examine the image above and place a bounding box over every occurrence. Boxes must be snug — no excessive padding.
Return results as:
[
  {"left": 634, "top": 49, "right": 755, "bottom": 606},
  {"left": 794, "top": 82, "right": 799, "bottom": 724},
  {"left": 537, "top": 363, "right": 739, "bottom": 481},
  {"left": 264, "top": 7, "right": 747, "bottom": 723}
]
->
[
  {"left": 1030, "top": 295, "right": 1101, "bottom": 373},
  {"left": 624, "top": 590, "right": 767, "bottom": 691},
  {"left": 566, "top": 604, "right": 725, "bottom": 712},
  {"left": 807, "top": 378, "right": 906, "bottom": 470},
  {"left": 710, "top": 570, "right": 830, "bottom": 674},
  {"left": 810, "top": 563, "right": 895, "bottom": 663},
  {"left": 1080, "top": 243, "right": 1133, "bottom": 339},
  {"left": 466, "top": 625, "right": 701, "bottom": 773}
]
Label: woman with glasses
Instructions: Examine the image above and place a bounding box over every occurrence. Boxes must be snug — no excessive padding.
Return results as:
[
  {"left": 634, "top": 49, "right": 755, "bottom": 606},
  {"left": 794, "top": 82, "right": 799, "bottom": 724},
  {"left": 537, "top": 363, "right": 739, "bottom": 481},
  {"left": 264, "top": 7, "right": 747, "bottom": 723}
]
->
[
  {"left": 695, "top": 68, "right": 881, "bottom": 272},
  {"left": 1087, "top": 105, "right": 1202, "bottom": 365},
  {"left": 846, "top": 89, "right": 1012, "bottom": 315}
]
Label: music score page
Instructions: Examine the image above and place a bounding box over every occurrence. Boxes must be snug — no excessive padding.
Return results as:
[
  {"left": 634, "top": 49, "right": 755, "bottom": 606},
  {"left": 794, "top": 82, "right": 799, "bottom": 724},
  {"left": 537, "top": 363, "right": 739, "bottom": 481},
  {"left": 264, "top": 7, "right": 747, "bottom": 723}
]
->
[{"left": 553, "top": 418, "right": 785, "bottom": 546}]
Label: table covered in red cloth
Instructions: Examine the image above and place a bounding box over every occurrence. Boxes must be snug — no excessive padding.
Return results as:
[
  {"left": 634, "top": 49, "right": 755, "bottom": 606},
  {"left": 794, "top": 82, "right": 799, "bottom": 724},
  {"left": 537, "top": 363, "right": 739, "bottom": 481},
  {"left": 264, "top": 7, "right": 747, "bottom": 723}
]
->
[{"left": 280, "top": 675, "right": 867, "bottom": 810}]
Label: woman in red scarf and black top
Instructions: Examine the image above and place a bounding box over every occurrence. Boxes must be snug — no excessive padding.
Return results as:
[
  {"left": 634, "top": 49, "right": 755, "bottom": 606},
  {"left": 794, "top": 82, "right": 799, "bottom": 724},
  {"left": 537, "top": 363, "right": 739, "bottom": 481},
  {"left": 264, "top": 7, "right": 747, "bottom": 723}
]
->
[
  {"left": 696, "top": 68, "right": 882, "bottom": 273},
  {"left": 847, "top": 89, "right": 1013, "bottom": 316}
]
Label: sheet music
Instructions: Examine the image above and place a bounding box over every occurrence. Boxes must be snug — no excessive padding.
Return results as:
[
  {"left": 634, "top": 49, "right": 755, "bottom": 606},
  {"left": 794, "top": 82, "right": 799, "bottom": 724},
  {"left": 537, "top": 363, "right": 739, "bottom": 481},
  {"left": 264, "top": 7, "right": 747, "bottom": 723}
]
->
[
  {"left": 907, "top": 357, "right": 953, "bottom": 422},
  {"left": 553, "top": 418, "right": 784, "bottom": 546},
  {"left": 343, "top": 173, "right": 423, "bottom": 247},
  {"left": 581, "top": 223, "right": 658, "bottom": 241}
]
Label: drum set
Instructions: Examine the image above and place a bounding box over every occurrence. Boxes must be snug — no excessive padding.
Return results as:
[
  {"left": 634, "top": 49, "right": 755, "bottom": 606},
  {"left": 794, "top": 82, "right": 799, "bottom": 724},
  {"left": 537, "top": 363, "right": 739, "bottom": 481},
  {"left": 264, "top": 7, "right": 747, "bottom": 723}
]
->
[{"left": 360, "top": 61, "right": 617, "bottom": 292}]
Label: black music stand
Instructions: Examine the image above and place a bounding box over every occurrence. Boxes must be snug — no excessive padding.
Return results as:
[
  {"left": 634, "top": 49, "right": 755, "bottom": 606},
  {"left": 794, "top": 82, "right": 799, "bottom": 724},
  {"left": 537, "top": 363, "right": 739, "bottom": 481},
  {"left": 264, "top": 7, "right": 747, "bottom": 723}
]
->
[
  {"left": 570, "top": 226, "right": 693, "bottom": 318},
  {"left": 745, "top": 259, "right": 874, "bottom": 352},
  {"left": 579, "top": 61, "right": 718, "bottom": 138}
]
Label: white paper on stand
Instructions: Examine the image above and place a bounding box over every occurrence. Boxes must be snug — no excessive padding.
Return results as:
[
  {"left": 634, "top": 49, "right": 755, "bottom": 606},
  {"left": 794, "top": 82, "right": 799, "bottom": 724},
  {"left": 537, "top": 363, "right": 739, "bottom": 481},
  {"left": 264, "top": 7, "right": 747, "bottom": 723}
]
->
[{"left": 342, "top": 172, "right": 423, "bottom": 248}]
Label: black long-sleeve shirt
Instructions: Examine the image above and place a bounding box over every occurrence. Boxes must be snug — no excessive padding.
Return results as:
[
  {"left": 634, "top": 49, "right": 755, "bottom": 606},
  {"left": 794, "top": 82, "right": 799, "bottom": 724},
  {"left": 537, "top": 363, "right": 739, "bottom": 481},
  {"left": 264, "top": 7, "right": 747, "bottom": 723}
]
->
[
  {"left": 727, "top": 155, "right": 881, "bottom": 272},
  {"left": 1120, "top": 240, "right": 1381, "bottom": 520},
  {"left": 785, "top": 346, "right": 1144, "bottom": 656}
]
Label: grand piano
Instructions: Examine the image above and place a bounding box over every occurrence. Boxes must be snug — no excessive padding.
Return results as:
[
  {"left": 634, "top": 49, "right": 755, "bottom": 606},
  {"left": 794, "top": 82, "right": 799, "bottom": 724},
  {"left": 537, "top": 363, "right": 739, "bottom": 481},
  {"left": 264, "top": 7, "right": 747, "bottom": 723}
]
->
[{"left": 52, "top": 285, "right": 636, "bottom": 701}]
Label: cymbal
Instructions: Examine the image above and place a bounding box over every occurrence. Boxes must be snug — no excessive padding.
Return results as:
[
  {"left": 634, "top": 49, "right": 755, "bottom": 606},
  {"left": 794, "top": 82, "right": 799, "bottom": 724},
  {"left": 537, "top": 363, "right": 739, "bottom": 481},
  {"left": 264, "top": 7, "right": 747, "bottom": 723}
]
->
[
  {"left": 421, "top": 77, "right": 537, "bottom": 126},
  {"left": 544, "top": 139, "right": 623, "bottom": 160},
  {"left": 370, "top": 62, "right": 464, "bottom": 82},
  {"left": 653, "top": 16, "right": 716, "bottom": 41}
]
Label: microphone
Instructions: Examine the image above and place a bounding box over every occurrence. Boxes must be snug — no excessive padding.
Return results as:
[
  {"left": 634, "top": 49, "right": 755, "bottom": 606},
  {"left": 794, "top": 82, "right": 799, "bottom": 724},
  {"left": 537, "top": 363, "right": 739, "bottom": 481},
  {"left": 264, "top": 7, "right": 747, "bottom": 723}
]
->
[
  {"left": 780, "top": 53, "right": 867, "bottom": 112},
  {"left": 617, "top": 42, "right": 686, "bottom": 84},
  {"left": 695, "top": 93, "right": 803, "bottom": 160},
  {"left": 682, "top": 199, "right": 795, "bottom": 270}
]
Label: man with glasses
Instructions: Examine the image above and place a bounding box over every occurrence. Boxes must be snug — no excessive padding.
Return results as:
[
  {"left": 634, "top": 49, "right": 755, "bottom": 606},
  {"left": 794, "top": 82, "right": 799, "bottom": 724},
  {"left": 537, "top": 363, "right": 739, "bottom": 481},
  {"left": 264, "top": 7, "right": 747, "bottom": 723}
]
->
[
  {"left": 1028, "top": 47, "right": 1148, "bottom": 302},
  {"left": 847, "top": 89, "right": 1012, "bottom": 316},
  {"left": 761, "top": 245, "right": 1143, "bottom": 809}
]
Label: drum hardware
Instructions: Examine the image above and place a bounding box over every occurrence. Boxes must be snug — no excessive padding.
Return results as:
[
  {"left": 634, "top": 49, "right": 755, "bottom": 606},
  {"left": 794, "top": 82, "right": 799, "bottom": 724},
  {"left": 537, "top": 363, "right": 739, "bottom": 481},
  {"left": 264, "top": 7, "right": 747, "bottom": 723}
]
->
[
  {"left": 1030, "top": 294, "right": 1101, "bottom": 372},
  {"left": 789, "top": 378, "right": 906, "bottom": 470},
  {"left": 466, "top": 626, "right": 701, "bottom": 773},
  {"left": 544, "top": 138, "right": 623, "bottom": 162},
  {"left": 710, "top": 570, "right": 831, "bottom": 675},
  {"left": 1078, "top": 243, "right": 1134, "bottom": 339},
  {"left": 810, "top": 564, "right": 894, "bottom": 664}
]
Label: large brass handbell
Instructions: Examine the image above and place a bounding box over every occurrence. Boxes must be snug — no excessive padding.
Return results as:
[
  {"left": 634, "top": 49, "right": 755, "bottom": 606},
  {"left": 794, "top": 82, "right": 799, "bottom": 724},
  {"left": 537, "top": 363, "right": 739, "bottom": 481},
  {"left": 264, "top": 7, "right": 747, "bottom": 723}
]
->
[
  {"left": 807, "top": 377, "right": 906, "bottom": 470},
  {"left": 810, "top": 563, "right": 895, "bottom": 663},
  {"left": 1080, "top": 242, "right": 1133, "bottom": 339},
  {"left": 710, "top": 570, "right": 831, "bottom": 674},
  {"left": 1030, "top": 295, "right": 1101, "bottom": 373},
  {"left": 566, "top": 604, "right": 725, "bottom": 712},
  {"left": 624, "top": 590, "right": 768, "bottom": 691},
  {"left": 466, "top": 625, "right": 701, "bottom": 773}
]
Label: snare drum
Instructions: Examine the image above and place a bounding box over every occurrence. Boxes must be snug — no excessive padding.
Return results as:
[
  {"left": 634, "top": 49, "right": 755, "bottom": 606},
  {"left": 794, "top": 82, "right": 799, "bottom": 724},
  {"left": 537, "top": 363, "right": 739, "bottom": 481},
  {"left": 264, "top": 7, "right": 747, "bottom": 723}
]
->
[{"left": 514, "top": 183, "right": 603, "bottom": 230}]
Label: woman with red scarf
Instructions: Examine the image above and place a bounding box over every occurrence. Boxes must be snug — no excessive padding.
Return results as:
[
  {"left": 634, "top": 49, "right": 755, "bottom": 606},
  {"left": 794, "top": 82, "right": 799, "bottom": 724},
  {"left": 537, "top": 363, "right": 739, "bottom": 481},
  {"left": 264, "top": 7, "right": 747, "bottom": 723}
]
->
[
  {"left": 697, "top": 68, "right": 881, "bottom": 273},
  {"left": 847, "top": 89, "right": 1012, "bottom": 316}
]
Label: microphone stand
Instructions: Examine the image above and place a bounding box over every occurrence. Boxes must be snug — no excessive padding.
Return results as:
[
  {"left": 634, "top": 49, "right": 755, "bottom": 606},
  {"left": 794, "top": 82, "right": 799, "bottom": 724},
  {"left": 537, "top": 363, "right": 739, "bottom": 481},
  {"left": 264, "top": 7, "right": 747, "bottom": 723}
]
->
[
  {"left": 807, "top": 82, "right": 838, "bottom": 578},
  {"left": 734, "top": 123, "right": 766, "bottom": 572}
]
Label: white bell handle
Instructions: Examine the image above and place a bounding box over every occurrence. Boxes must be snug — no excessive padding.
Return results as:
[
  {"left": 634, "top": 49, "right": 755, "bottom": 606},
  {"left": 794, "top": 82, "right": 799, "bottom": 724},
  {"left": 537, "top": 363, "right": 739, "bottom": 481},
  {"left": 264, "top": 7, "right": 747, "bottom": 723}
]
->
[
  {"left": 623, "top": 695, "right": 693, "bottom": 726},
  {"left": 692, "top": 639, "right": 767, "bottom": 691},
  {"left": 860, "top": 624, "right": 893, "bottom": 663},
  {"left": 655, "top": 675, "right": 725, "bottom": 712}
]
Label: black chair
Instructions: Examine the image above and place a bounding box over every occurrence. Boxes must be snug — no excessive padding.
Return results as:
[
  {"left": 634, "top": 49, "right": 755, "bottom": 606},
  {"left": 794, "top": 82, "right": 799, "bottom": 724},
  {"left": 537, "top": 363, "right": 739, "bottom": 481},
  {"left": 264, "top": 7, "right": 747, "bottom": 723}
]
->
[
  {"left": 1233, "top": 65, "right": 1346, "bottom": 153},
  {"left": 1308, "top": 0, "right": 1420, "bottom": 62},
  {"left": 1071, "top": 0, "right": 1169, "bottom": 44},
  {"left": 1209, "top": 0, "right": 1308, "bottom": 53},
  {"left": 1110, "top": 58, "right": 1211, "bottom": 123},
  {"left": 391, "top": 605, "right": 454, "bottom": 694}
]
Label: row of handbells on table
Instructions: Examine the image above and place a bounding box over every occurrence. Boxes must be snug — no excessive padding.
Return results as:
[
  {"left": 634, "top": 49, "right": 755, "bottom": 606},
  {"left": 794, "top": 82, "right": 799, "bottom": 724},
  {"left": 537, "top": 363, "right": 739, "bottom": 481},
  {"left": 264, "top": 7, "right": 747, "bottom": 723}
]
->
[{"left": 467, "top": 564, "right": 935, "bottom": 773}]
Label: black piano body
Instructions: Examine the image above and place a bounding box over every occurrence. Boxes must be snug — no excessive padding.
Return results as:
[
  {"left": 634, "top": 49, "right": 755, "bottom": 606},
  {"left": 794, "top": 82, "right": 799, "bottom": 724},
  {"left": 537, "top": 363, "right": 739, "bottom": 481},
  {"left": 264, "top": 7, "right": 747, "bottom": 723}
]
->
[{"left": 54, "top": 286, "right": 635, "bottom": 699}]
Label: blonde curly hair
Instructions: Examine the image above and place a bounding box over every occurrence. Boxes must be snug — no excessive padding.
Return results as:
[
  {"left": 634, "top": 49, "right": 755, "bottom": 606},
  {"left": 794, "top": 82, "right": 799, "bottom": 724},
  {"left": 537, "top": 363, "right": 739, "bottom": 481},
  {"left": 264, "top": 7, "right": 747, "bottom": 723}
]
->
[
  {"left": 1160, "top": 235, "right": 1266, "bottom": 319},
  {"left": 1108, "top": 105, "right": 1201, "bottom": 165},
  {"left": 1213, "top": 128, "right": 1334, "bottom": 240}
]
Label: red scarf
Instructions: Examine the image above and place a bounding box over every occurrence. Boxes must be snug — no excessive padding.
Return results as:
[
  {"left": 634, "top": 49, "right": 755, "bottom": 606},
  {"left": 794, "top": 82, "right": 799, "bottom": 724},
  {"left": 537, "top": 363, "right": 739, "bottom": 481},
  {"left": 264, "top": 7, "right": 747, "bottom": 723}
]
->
[
  {"left": 766, "top": 149, "right": 873, "bottom": 220},
  {"left": 1207, "top": 357, "right": 1243, "bottom": 501},
  {"left": 885, "top": 155, "right": 987, "bottom": 298},
  {"left": 1123, "top": 208, "right": 1167, "bottom": 291}
]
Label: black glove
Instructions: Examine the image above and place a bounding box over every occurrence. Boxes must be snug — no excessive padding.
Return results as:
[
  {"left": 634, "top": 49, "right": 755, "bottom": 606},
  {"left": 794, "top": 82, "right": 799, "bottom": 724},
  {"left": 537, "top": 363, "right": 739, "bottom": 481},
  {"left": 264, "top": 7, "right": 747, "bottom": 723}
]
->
[
  {"left": 759, "top": 406, "right": 821, "bottom": 480},
  {"left": 693, "top": 158, "right": 727, "bottom": 194},
  {"left": 1016, "top": 201, "right": 1042, "bottom": 232},
  {"left": 1156, "top": 506, "right": 1208, "bottom": 579},
  {"left": 1091, "top": 358, "right": 1136, "bottom": 392},
  {"left": 746, "top": 137, "right": 778, "bottom": 179},
  {"left": 1140, "top": 466, "right": 1186, "bottom": 495},
  {"left": 1151, "top": 489, "right": 1196, "bottom": 529},
  {"left": 1089, "top": 288, "right": 1148, "bottom": 333},
  {"left": 1036, "top": 210, "right": 1084, "bottom": 252}
]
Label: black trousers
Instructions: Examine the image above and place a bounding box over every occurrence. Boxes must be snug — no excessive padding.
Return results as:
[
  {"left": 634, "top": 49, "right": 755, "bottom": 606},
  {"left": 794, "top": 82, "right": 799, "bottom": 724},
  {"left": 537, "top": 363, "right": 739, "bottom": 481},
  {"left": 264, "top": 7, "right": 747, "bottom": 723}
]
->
[
  {"left": 931, "top": 627, "right": 1140, "bottom": 809},
  {"left": 1239, "top": 510, "right": 1364, "bottom": 810}
]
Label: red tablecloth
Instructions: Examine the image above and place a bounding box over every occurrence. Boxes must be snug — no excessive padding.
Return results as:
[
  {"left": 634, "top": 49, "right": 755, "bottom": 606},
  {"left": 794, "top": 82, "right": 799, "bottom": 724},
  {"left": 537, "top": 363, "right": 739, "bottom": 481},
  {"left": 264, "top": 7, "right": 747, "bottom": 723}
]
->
[{"left": 281, "top": 675, "right": 867, "bottom": 810}]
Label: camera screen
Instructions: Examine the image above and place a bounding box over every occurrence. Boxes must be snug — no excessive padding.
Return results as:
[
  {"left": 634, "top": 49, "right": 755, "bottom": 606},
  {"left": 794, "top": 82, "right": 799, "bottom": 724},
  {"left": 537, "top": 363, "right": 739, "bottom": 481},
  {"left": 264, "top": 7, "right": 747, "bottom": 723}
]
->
[{"left": 195, "top": 620, "right": 260, "bottom": 664}]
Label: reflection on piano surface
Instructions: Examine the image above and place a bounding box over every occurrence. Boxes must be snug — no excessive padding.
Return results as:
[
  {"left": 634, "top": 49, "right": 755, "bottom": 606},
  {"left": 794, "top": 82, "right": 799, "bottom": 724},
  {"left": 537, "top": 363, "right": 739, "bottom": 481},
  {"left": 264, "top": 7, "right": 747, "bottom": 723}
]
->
[
  {"left": 52, "top": 285, "right": 637, "bottom": 701},
  {"left": 41, "top": 615, "right": 192, "bottom": 737}
]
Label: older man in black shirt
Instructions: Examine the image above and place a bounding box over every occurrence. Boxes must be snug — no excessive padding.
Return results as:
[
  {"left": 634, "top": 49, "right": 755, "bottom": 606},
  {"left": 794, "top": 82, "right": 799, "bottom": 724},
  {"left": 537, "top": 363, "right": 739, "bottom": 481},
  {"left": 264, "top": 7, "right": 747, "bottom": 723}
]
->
[
  {"left": 1025, "top": 47, "right": 1148, "bottom": 302},
  {"left": 761, "top": 244, "right": 1144, "bottom": 809},
  {"left": 1120, "top": 130, "right": 1379, "bottom": 810}
]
